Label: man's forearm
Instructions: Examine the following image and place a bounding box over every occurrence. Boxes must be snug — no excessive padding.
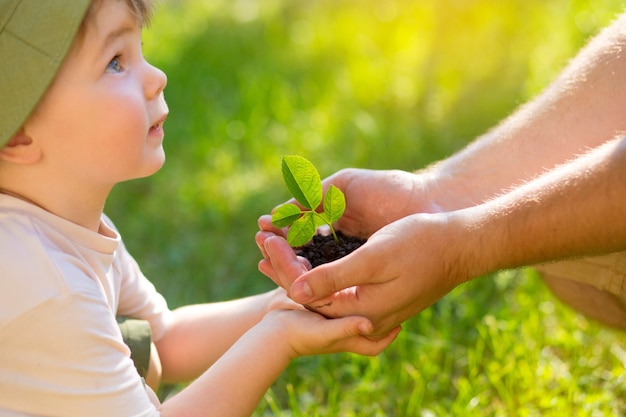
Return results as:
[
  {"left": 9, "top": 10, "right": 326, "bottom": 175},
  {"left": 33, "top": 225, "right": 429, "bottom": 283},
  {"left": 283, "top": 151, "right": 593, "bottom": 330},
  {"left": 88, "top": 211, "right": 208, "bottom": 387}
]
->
[
  {"left": 427, "top": 12, "right": 626, "bottom": 211},
  {"left": 453, "top": 136, "right": 626, "bottom": 279}
]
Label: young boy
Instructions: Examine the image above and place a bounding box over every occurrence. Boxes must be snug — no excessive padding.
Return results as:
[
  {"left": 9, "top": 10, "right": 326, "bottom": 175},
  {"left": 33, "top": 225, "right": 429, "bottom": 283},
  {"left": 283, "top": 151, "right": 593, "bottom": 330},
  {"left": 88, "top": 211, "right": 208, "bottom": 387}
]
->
[{"left": 0, "top": 1, "right": 400, "bottom": 416}]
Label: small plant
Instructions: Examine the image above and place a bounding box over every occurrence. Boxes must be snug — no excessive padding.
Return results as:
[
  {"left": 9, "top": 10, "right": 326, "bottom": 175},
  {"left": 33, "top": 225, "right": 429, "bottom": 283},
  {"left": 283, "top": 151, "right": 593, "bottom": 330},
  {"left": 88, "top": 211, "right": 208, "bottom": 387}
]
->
[{"left": 271, "top": 155, "right": 346, "bottom": 247}]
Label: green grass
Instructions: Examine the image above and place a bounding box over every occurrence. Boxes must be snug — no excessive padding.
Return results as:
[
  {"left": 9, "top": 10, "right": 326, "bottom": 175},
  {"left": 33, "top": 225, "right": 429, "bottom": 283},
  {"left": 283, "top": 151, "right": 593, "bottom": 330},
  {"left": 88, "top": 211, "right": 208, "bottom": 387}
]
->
[{"left": 105, "top": 1, "right": 626, "bottom": 415}]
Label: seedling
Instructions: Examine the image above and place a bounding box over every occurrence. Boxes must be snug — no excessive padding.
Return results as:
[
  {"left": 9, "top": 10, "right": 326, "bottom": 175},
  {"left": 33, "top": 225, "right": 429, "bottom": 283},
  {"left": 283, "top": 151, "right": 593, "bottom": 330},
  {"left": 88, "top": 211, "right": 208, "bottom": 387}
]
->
[{"left": 271, "top": 155, "right": 346, "bottom": 247}]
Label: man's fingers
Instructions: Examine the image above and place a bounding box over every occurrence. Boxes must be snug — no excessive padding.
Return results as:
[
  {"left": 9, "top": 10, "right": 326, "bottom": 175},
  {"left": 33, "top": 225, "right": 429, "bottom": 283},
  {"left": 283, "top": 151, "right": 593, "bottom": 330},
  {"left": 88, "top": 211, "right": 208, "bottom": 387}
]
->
[{"left": 290, "top": 245, "right": 375, "bottom": 304}]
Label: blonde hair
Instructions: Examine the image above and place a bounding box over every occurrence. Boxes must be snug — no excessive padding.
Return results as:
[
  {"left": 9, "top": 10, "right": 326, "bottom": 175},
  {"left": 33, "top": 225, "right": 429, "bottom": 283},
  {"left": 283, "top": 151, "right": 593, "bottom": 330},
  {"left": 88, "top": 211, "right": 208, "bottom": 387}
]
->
[
  {"left": 81, "top": 0, "right": 156, "bottom": 33},
  {"left": 121, "top": 0, "right": 155, "bottom": 26}
]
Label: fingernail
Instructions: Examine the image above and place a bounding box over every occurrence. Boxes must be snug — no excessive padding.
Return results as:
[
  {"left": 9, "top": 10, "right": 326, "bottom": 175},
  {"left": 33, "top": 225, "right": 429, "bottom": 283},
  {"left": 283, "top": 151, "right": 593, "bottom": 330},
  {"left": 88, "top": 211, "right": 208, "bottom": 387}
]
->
[{"left": 291, "top": 281, "right": 313, "bottom": 302}]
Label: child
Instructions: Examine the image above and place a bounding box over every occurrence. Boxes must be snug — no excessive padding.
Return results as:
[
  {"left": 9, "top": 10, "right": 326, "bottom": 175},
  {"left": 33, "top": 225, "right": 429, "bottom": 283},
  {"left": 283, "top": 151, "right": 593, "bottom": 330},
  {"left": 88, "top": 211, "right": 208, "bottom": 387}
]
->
[{"left": 0, "top": 1, "right": 400, "bottom": 416}]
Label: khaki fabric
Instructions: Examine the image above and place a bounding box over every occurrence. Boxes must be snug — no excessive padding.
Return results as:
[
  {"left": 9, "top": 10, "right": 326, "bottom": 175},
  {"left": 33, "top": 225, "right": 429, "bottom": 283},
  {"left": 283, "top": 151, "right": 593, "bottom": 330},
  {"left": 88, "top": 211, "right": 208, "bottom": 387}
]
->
[{"left": 535, "top": 251, "right": 626, "bottom": 300}]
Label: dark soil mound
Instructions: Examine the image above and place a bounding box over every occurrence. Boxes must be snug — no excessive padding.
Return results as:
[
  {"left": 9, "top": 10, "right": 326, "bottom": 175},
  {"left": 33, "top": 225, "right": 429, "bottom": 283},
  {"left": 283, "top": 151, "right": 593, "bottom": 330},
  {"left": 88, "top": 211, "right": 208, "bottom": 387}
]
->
[{"left": 295, "top": 231, "right": 366, "bottom": 268}]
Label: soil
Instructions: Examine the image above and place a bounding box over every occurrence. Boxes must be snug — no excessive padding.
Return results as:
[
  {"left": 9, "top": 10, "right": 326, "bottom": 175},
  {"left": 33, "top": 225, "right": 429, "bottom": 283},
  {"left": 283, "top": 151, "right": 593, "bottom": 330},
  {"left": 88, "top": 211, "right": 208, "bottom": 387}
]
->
[{"left": 295, "top": 231, "right": 367, "bottom": 268}]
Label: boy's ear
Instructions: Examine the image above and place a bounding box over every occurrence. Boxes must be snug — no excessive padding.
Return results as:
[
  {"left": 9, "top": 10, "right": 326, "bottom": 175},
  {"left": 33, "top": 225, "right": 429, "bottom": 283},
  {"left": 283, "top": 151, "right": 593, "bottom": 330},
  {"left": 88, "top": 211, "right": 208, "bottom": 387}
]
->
[{"left": 0, "top": 130, "right": 43, "bottom": 164}]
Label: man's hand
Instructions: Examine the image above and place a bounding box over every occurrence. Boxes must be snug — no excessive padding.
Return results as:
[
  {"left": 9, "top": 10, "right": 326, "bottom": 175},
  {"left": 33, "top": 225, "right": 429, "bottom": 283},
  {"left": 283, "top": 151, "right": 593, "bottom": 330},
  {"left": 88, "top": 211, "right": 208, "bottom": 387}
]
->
[{"left": 258, "top": 212, "right": 469, "bottom": 339}]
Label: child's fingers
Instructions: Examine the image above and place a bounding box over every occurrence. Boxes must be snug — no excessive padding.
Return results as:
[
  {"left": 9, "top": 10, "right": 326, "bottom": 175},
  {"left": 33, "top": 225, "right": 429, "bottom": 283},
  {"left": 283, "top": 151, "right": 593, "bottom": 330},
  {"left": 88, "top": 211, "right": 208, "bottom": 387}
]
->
[
  {"left": 262, "top": 236, "right": 310, "bottom": 289},
  {"left": 257, "top": 214, "right": 286, "bottom": 236},
  {"left": 356, "top": 325, "right": 402, "bottom": 356},
  {"left": 317, "top": 315, "right": 402, "bottom": 357},
  {"left": 347, "top": 322, "right": 402, "bottom": 357}
]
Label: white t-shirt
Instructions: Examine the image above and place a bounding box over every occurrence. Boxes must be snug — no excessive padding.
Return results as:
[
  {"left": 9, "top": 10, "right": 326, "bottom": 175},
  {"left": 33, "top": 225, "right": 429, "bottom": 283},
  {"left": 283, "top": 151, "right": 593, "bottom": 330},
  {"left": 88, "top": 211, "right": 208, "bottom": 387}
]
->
[{"left": 0, "top": 194, "right": 171, "bottom": 416}]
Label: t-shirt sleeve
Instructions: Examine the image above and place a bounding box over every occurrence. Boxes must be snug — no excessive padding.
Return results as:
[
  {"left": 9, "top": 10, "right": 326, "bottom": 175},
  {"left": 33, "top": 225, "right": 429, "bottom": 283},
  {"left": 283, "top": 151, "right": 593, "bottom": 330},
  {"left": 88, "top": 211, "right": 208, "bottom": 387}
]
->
[
  {"left": 0, "top": 292, "right": 160, "bottom": 417},
  {"left": 105, "top": 217, "right": 171, "bottom": 342}
]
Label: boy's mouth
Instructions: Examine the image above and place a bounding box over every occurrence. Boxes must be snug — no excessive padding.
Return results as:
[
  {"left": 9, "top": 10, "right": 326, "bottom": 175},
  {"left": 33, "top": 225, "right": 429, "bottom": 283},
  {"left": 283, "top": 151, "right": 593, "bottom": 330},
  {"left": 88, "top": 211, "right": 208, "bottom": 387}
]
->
[{"left": 150, "top": 113, "right": 168, "bottom": 131}]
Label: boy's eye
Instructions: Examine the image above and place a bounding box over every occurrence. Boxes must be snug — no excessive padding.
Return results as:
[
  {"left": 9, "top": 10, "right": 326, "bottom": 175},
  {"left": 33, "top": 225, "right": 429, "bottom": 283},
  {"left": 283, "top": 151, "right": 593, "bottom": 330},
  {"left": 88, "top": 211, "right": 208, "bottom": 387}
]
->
[{"left": 106, "top": 56, "right": 123, "bottom": 73}]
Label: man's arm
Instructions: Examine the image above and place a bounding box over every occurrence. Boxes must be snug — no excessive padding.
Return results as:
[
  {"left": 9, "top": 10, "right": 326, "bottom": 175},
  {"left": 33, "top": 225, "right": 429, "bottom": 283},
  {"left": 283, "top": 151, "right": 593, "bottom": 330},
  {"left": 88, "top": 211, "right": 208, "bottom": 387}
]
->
[{"left": 456, "top": 136, "right": 626, "bottom": 277}]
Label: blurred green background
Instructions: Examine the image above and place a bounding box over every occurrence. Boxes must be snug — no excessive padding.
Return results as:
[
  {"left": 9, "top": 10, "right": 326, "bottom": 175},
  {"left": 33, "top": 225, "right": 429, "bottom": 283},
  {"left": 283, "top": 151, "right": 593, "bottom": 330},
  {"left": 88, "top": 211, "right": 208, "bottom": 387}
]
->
[{"left": 106, "top": 1, "right": 626, "bottom": 415}]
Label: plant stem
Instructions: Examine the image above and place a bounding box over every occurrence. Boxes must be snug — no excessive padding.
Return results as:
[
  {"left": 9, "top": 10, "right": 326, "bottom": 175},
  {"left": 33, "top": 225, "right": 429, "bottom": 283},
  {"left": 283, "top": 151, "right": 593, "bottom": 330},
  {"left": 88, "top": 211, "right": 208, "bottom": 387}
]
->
[
  {"left": 328, "top": 225, "right": 339, "bottom": 242},
  {"left": 313, "top": 211, "right": 340, "bottom": 243}
]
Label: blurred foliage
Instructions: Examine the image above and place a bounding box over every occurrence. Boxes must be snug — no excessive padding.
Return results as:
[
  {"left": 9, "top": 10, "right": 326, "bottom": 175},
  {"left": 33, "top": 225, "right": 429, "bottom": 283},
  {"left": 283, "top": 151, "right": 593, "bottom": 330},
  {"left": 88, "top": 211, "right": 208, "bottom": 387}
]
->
[{"left": 105, "top": 0, "right": 626, "bottom": 415}]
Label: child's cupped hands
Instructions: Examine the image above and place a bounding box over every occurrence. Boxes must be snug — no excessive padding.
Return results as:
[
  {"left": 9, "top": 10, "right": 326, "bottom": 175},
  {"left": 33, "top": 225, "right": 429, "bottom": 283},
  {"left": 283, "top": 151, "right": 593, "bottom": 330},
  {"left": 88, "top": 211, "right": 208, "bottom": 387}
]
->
[{"left": 262, "top": 309, "right": 402, "bottom": 359}]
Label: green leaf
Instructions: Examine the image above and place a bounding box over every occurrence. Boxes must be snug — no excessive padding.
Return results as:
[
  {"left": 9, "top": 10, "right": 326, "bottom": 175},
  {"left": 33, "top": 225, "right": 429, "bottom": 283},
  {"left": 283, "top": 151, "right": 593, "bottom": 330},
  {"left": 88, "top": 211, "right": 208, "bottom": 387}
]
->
[
  {"left": 271, "top": 204, "right": 303, "bottom": 228},
  {"left": 286, "top": 212, "right": 317, "bottom": 247},
  {"left": 323, "top": 185, "right": 346, "bottom": 224},
  {"left": 281, "top": 155, "right": 322, "bottom": 210},
  {"left": 313, "top": 212, "right": 329, "bottom": 227}
]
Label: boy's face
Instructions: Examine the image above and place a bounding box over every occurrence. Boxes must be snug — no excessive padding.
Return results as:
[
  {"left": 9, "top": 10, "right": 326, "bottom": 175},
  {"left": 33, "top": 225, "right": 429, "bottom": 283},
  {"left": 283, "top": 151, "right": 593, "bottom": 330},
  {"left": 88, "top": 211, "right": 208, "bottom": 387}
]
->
[{"left": 22, "top": 0, "right": 168, "bottom": 190}]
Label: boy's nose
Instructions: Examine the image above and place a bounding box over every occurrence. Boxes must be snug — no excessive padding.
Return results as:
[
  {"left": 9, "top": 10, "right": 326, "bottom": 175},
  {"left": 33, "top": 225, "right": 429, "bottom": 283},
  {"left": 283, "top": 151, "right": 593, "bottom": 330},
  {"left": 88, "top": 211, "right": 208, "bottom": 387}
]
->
[{"left": 143, "top": 61, "right": 167, "bottom": 99}]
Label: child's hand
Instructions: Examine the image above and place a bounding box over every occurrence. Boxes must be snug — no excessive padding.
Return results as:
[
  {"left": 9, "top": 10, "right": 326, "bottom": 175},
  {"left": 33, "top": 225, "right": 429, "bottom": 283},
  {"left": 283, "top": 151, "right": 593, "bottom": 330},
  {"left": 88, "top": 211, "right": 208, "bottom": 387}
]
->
[
  {"left": 265, "top": 287, "right": 304, "bottom": 312},
  {"left": 262, "top": 309, "right": 402, "bottom": 359}
]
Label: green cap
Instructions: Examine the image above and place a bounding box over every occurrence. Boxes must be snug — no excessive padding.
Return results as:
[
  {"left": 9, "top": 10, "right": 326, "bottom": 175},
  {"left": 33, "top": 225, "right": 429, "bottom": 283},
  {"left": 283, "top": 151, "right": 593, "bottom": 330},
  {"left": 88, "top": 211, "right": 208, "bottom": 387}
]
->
[{"left": 0, "top": 0, "right": 92, "bottom": 148}]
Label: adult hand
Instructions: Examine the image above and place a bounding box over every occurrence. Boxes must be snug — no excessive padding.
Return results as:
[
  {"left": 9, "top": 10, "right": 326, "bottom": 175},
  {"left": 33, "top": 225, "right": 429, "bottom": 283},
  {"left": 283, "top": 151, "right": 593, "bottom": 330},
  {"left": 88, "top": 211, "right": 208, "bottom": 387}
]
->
[
  {"left": 305, "top": 168, "right": 443, "bottom": 238},
  {"left": 257, "top": 212, "right": 470, "bottom": 339},
  {"left": 255, "top": 168, "right": 459, "bottom": 338},
  {"left": 256, "top": 167, "right": 445, "bottom": 285}
]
